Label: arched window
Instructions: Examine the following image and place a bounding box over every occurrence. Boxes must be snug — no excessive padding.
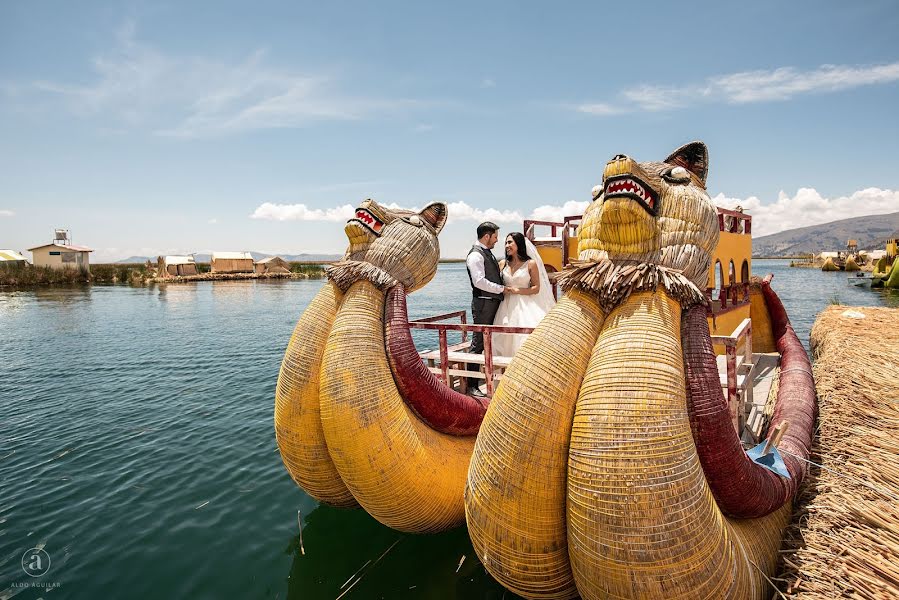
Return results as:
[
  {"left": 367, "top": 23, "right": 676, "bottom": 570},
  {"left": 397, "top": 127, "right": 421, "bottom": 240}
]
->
[
  {"left": 711, "top": 260, "right": 723, "bottom": 302},
  {"left": 728, "top": 260, "right": 736, "bottom": 285},
  {"left": 740, "top": 260, "right": 750, "bottom": 282}
]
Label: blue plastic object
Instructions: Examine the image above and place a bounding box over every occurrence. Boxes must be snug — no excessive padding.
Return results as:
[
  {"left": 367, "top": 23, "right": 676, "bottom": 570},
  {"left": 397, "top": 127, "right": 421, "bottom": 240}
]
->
[{"left": 746, "top": 443, "right": 791, "bottom": 479}]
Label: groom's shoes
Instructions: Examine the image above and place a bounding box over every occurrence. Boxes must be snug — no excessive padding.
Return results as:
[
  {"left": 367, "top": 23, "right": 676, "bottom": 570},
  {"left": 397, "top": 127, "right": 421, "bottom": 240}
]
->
[{"left": 468, "top": 386, "right": 486, "bottom": 398}]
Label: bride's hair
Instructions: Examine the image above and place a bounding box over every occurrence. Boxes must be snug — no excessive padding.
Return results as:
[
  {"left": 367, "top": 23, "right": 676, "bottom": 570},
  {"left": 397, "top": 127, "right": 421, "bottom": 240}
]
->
[{"left": 505, "top": 232, "right": 530, "bottom": 262}]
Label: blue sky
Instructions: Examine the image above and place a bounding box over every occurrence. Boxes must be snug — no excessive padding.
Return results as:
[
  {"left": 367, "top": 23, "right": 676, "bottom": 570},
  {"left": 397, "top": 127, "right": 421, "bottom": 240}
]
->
[{"left": 2, "top": 1, "right": 898, "bottom": 261}]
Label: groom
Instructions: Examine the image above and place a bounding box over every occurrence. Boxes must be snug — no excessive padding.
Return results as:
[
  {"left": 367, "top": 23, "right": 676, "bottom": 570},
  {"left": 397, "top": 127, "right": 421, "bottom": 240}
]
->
[{"left": 465, "top": 221, "right": 508, "bottom": 395}]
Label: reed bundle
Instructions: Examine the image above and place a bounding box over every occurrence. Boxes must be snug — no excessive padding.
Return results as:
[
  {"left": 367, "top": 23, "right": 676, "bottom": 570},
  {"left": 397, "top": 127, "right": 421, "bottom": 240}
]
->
[{"left": 777, "top": 305, "right": 899, "bottom": 598}]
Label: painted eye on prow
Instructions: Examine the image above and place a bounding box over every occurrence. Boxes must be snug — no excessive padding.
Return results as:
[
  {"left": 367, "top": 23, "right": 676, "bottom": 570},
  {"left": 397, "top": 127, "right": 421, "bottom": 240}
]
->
[
  {"left": 406, "top": 215, "right": 422, "bottom": 227},
  {"left": 663, "top": 165, "right": 691, "bottom": 183},
  {"left": 591, "top": 185, "right": 602, "bottom": 200}
]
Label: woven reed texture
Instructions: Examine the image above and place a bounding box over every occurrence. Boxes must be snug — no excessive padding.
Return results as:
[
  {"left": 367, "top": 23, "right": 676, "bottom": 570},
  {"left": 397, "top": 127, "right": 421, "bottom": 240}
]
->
[
  {"left": 683, "top": 294, "right": 815, "bottom": 518},
  {"left": 274, "top": 282, "right": 357, "bottom": 507},
  {"left": 821, "top": 257, "right": 839, "bottom": 271},
  {"left": 749, "top": 282, "right": 777, "bottom": 353},
  {"left": 887, "top": 257, "right": 899, "bottom": 288},
  {"left": 576, "top": 143, "right": 719, "bottom": 290},
  {"left": 385, "top": 284, "right": 487, "bottom": 436},
  {"left": 340, "top": 199, "right": 445, "bottom": 293},
  {"left": 320, "top": 279, "right": 474, "bottom": 533},
  {"left": 568, "top": 291, "right": 790, "bottom": 600},
  {"left": 465, "top": 289, "right": 605, "bottom": 600},
  {"left": 776, "top": 305, "right": 899, "bottom": 598},
  {"left": 844, "top": 256, "right": 860, "bottom": 271}
]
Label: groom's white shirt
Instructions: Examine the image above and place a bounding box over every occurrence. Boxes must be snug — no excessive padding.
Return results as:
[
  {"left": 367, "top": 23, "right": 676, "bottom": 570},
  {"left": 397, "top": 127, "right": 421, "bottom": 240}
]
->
[{"left": 466, "top": 242, "right": 505, "bottom": 295}]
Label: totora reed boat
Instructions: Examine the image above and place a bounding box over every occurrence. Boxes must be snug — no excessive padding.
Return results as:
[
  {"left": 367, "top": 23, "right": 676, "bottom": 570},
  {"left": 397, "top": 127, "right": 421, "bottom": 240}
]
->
[{"left": 274, "top": 141, "right": 817, "bottom": 600}]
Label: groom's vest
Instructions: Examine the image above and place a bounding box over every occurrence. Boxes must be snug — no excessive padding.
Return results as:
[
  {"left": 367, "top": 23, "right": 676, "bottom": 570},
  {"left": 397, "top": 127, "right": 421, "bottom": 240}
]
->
[{"left": 467, "top": 245, "right": 504, "bottom": 301}]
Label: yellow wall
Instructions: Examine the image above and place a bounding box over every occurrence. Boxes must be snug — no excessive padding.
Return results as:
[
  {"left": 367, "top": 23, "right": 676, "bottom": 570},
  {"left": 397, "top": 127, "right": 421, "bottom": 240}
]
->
[
  {"left": 707, "top": 231, "right": 751, "bottom": 289},
  {"left": 31, "top": 247, "right": 91, "bottom": 270}
]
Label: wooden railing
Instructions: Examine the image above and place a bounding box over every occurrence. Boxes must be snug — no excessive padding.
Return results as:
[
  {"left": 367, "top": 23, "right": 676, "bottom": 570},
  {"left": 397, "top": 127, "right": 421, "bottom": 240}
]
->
[
  {"left": 710, "top": 317, "right": 753, "bottom": 432},
  {"left": 409, "top": 313, "right": 534, "bottom": 397},
  {"left": 706, "top": 282, "right": 751, "bottom": 311}
]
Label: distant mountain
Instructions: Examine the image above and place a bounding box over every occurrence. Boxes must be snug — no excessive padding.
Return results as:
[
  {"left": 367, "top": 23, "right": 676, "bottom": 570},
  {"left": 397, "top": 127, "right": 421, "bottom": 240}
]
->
[
  {"left": 753, "top": 212, "right": 899, "bottom": 257},
  {"left": 114, "top": 252, "right": 342, "bottom": 264}
]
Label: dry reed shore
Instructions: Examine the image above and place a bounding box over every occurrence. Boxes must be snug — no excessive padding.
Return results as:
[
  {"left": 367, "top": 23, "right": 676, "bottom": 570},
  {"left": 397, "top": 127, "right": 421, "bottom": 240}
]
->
[{"left": 777, "top": 305, "right": 899, "bottom": 598}]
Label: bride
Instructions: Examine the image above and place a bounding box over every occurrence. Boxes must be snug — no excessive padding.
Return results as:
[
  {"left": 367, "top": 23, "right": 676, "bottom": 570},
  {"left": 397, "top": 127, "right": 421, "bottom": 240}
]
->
[{"left": 492, "top": 232, "right": 556, "bottom": 357}]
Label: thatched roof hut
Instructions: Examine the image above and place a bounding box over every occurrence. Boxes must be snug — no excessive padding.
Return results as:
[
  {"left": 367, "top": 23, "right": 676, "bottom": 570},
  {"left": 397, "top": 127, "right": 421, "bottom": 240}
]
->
[
  {"left": 254, "top": 256, "right": 290, "bottom": 274},
  {"left": 777, "top": 305, "right": 899, "bottom": 597},
  {"left": 211, "top": 251, "right": 254, "bottom": 273},
  {"left": 158, "top": 255, "right": 198, "bottom": 278}
]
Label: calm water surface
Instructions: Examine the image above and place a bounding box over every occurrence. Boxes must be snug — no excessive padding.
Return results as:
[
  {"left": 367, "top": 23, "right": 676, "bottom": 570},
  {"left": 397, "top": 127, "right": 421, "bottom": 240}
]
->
[{"left": 1, "top": 261, "right": 896, "bottom": 599}]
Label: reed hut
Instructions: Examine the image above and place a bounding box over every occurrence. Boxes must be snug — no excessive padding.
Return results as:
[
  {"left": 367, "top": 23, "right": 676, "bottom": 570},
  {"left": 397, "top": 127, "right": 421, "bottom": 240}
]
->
[
  {"left": 0, "top": 249, "right": 27, "bottom": 267},
  {"left": 211, "top": 251, "right": 254, "bottom": 273},
  {"left": 158, "top": 255, "right": 198, "bottom": 277},
  {"left": 778, "top": 305, "right": 899, "bottom": 598},
  {"left": 254, "top": 256, "right": 290, "bottom": 274}
]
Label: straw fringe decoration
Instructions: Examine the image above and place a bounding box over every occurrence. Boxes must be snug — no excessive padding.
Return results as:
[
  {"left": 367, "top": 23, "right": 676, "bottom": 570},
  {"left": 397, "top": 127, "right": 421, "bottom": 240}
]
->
[
  {"left": 776, "top": 305, "right": 899, "bottom": 598},
  {"left": 554, "top": 258, "right": 709, "bottom": 311},
  {"left": 326, "top": 260, "right": 398, "bottom": 292}
]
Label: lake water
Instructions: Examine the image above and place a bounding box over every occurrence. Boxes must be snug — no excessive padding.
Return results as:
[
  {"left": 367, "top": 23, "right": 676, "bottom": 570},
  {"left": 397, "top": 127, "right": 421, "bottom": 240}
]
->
[{"left": 1, "top": 261, "right": 896, "bottom": 599}]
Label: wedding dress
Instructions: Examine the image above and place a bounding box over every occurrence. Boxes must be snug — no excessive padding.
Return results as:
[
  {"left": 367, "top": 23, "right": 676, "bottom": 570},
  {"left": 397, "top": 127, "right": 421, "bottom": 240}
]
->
[{"left": 492, "top": 238, "right": 556, "bottom": 357}]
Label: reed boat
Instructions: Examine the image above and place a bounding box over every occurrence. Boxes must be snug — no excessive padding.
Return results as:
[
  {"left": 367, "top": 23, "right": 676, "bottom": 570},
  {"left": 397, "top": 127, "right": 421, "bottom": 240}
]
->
[{"left": 275, "top": 141, "right": 816, "bottom": 600}]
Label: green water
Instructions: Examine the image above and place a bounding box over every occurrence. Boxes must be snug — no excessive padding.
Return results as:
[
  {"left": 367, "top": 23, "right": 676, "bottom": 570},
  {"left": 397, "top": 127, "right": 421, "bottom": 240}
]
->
[{"left": 1, "top": 262, "right": 896, "bottom": 599}]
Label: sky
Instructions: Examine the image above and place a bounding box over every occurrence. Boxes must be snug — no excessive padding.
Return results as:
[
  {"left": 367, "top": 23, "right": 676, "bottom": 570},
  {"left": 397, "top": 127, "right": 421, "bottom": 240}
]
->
[{"left": 1, "top": 1, "right": 898, "bottom": 261}]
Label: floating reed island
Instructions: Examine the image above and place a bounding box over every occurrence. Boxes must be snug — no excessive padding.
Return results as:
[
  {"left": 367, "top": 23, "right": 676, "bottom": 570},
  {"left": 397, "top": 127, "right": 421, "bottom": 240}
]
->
[{"left": 777, "top": 305, "right": 899, "bottom": 598}]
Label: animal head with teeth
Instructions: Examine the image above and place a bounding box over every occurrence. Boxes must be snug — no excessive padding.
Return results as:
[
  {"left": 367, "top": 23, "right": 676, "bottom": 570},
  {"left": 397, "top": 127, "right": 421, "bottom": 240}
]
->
[
  {"left": 344, "top": 198, "right": 448, "bottom": 292},
  {"left": 578, "top": 141, "right": 720, "bottom": 287}
]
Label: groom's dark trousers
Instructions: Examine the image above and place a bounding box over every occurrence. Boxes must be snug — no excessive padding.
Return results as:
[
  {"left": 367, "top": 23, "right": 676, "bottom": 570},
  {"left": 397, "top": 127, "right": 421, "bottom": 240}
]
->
[{"left": 467, "top": 296, "right": 501, "bottom": 389}]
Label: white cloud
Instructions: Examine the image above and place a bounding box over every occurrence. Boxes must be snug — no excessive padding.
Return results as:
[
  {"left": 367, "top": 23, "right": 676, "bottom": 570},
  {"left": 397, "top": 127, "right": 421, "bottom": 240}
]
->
[
  {"left": 414, "top": 123, "right": 435, "bottom": 133},
  {"left": 249, "top": 199, "right": 523, "bottom": 223},
  {"left": 208, "top": 218, "right": 219, "bottom": 225},
  {"left": 250, "top": 202, "right": 356, "bottom": 222},
  {"left": 577, "top": 60, "right": 899, "bottom": 115},
  {"left": 713, "top": 187, "right": 899, "bottom": 237},
  {"left": 445, "top": 201, "right": 521, "bottom": 223},
  {"left": 0, "top": 209, "right": 14, "bottom": 217},
  {"left": 529, "top": 200, "right": 590, "bottom": 223},
  {"left": 11, "top": 21, "right": 420, "bottom": 138},
  {"left": 481, "top": 78, "right": 496, "bottom": 88}
]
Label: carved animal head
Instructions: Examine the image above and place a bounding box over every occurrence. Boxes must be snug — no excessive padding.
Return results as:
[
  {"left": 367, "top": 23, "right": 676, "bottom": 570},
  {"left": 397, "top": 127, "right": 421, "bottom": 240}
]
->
[
  {"left": 578, "top": 141, "right": 719, "bottom": 287},
  {"left": 344, "top": 199, "right": 448, "bottom": 292}
]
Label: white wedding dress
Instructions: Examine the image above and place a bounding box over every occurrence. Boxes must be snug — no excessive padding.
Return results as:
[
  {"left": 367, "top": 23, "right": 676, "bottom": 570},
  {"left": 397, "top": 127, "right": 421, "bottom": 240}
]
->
[{"left": 492, "top": 239, "right": 556, "bottom": 357}]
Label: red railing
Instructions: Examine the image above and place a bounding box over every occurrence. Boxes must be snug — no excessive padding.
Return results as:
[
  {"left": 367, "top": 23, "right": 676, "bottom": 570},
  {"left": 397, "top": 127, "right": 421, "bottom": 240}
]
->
[
  {"left": 716, "top": 207, "right": 752, "bottom": 235},
  {"left": 409, "top": 312, "right": 533, "bottom": 397},
  {"left": 710, "top": 317, "right": 753, "bottom": 432}
]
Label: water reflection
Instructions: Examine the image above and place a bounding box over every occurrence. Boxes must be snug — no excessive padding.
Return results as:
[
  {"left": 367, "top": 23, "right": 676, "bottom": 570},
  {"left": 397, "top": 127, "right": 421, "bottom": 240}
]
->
[
  {"left": 284, "top": 505, "right": 516, "bottom": 599},
  {"left": 30, "top": 285, "right": 92, "bottom": 304}
]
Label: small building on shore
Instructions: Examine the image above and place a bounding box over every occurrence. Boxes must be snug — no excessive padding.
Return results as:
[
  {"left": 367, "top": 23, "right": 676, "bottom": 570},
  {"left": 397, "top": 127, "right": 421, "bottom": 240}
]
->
[
  {"left": 254, "top": 256, "right": 290, "bottom": 274},
  {"left": 211, "top": 251, "right": 254, "bottom": 273},
  {"left": 0, "top": 249, "right": 28, "bottom": 267},
  {"left": 28, "top": 243, "right": 93, "bottom": 270},
  {"left": 158, "top": 255, "right": 198, "bottom": 278}
]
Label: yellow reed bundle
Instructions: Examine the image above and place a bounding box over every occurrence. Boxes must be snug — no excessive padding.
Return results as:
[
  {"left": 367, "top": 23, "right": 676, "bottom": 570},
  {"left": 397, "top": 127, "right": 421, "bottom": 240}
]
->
[
  {"left": 274, "top": 282, "right": 357, "bottom": 507},
  {"left": 319, "top": 279, "right": 474, "bottom": 532},
  {"left": 466, "top": 289, "right": 606, "bottom": 600},
  {"left": 568, "top": 291, "right": 790, "bottom": 600},
  {"left": 777, "top": 306, "right": 899, "bottom": 598}
]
